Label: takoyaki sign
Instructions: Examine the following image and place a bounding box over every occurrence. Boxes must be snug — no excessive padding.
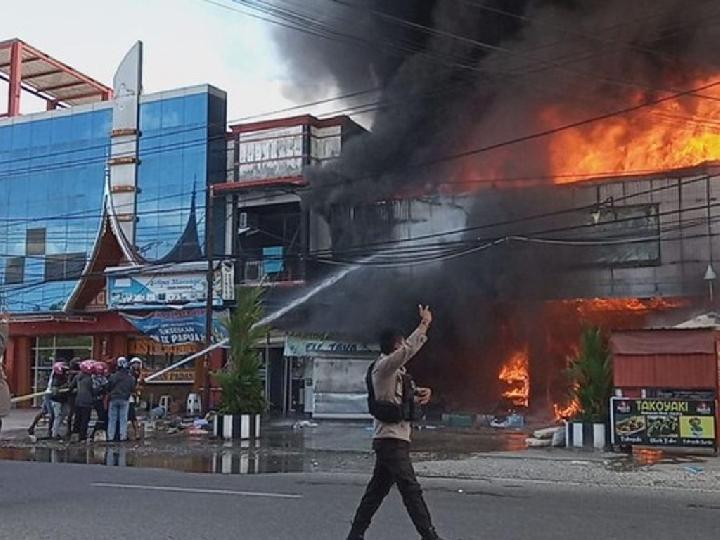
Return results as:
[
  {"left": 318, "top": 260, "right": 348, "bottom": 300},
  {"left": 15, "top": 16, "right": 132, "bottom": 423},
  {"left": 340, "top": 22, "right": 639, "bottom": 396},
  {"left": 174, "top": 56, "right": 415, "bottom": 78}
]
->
[{"left": 611, "top": 398, "right": 716, "bottom": 448}]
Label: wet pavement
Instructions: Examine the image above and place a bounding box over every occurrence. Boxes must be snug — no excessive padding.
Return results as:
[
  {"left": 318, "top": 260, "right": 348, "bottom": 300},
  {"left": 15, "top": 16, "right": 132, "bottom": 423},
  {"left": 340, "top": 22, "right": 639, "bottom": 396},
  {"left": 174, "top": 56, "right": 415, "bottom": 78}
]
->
[{"left": 0, "top": 417, "right": 530, "bottom": 475}]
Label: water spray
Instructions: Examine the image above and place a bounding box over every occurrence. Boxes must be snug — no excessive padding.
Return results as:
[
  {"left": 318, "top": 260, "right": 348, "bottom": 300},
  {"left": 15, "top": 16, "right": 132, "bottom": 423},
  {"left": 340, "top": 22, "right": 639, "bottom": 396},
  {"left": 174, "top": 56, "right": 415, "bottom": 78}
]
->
[{"left": 144, "top": 258, "right": 373, "bottom": 382}]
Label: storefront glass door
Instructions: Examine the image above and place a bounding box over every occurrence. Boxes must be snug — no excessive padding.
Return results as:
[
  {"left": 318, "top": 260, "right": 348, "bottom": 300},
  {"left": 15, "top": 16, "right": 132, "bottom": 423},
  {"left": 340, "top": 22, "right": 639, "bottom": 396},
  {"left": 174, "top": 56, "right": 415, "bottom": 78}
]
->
[{"left": 32, "top": 336, "right": 92, "bottom": 405}]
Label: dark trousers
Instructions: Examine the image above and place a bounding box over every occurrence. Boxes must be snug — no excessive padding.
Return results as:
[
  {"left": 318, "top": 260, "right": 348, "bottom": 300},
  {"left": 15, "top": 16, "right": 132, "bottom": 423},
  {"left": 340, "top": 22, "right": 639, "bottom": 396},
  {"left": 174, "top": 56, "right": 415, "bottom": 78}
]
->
[
  {"left": 93, "top": 401, "right": 107, "bottom": 433},
  {"left": 73, "top": 406, "right": 92, "bottom": 441},
  {"left": 349, "top": 438, "right": 438, "bottom": 539}
]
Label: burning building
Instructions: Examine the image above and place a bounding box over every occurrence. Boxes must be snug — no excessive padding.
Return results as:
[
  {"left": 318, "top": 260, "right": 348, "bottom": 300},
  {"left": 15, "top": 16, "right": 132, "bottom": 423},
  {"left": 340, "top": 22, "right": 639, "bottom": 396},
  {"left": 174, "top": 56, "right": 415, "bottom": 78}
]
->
[{"left": 239, "top": 0, "right": 720, "bottom": 418}]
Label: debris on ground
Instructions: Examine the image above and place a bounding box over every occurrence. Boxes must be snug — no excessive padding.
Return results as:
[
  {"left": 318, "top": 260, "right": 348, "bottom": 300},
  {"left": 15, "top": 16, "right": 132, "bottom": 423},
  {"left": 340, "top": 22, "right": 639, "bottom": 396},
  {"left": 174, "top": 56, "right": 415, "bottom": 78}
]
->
[
  {"left": 293, "top": 420, "right": 319, "bottom": 430},
  {"left": 490, "top": 413, "right": 524, "bottom": 429}
]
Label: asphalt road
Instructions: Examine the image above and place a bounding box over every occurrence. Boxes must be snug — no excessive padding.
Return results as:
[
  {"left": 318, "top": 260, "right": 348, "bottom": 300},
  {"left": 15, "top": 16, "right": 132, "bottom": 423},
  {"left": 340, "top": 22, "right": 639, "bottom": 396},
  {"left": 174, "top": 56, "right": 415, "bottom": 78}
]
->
[{"left": 1, "top": 459, "right": 719, "bottom": 540}]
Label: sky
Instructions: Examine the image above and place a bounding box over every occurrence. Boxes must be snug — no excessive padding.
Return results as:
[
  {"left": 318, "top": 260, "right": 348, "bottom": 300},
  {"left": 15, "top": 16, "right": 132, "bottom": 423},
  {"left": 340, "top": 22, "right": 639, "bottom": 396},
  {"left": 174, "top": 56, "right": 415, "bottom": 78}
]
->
[{"left": 0, "top": 0, "right": 338, "bottom": 122}]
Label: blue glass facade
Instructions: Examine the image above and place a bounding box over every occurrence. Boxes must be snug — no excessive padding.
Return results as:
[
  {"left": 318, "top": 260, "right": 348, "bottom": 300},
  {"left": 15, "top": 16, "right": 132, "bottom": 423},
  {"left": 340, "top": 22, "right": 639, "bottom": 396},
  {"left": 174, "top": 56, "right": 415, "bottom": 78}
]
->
[{"left": 0, "top": 86, "right": 227, "bottom": 313}]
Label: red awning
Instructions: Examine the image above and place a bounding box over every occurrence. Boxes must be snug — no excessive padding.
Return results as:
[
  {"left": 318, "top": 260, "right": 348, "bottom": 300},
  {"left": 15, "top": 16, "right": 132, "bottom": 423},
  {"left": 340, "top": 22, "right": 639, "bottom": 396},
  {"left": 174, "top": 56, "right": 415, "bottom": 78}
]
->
[{"left": 610, "top": 330, "right": 716, "bottom": 355}]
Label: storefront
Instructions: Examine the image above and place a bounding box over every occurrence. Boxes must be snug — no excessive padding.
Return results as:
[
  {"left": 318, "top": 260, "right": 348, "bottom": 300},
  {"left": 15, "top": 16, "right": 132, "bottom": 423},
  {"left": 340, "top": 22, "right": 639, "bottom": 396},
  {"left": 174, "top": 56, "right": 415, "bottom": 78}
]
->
[
  {"left": 283, "top": 335, "right": 378, "bottom": 419},
  {"left": 5, "top": 312, "right": 136, "bottom": 405}
]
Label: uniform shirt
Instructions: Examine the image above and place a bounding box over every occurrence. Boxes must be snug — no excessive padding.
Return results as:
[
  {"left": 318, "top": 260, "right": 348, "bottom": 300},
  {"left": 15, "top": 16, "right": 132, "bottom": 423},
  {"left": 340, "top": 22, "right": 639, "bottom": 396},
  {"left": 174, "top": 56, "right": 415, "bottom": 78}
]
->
[{"left": 372, "top": 323, "right": 429, "bottom": 442}]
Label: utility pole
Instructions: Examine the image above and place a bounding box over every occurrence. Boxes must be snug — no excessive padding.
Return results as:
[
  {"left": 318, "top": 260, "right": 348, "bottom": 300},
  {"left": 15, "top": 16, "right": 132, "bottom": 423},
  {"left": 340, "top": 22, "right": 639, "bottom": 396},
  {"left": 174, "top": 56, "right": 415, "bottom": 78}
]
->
[{"left": 203, "top": 185, "right": 214, "bottom": 413}]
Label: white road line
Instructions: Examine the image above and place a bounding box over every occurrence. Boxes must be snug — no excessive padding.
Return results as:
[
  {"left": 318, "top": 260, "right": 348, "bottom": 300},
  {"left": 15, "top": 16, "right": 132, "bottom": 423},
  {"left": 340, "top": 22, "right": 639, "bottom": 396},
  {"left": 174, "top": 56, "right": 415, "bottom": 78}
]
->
[{"left": 91, "top": 482, "right": 302, "bottom": 499}]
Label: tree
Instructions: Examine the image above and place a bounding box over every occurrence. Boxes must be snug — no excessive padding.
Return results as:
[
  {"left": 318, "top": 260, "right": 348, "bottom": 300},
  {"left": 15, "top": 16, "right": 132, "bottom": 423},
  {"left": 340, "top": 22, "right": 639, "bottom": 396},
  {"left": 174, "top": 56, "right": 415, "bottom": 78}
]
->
[
  {"left": 214, "top": 287, "right": 267, "bottom": 415},
  {"left": 567, "top": 327, "right": 613, "bottom": 423}
]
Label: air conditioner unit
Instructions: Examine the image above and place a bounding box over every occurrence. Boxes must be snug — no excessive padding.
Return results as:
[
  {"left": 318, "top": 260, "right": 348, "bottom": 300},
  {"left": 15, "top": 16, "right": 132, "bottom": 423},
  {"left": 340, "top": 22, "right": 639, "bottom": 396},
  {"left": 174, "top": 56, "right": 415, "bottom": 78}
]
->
[{"left": 244, "top": 260, "right": 265, "bottom": 283}]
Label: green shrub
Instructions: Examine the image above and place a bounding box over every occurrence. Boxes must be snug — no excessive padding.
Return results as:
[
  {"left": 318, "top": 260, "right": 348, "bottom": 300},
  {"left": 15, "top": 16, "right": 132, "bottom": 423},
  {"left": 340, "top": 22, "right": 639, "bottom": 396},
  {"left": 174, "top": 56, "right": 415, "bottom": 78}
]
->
[{"left": 215, "top": 287, "right": 267, "bottom": 415}]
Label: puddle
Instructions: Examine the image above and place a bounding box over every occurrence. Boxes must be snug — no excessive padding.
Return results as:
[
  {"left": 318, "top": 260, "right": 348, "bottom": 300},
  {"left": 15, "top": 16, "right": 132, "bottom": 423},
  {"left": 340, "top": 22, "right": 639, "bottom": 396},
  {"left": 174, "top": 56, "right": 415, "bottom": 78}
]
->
[
  {"left": 0, "top": 445, "right": 306, "bottom": 474},
  {"left": 0, "top": 422, "right": 531, "bottom": 474}
]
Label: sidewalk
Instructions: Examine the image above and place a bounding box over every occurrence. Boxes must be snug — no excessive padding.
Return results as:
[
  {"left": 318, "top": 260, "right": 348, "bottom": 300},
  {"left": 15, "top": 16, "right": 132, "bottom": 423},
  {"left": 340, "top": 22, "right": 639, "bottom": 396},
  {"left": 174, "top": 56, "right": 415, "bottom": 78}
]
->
[
  {"left": 415, "top": 448, "right": 720, "bottom": 492},
  {"left": 0, "top": 409, "right": 37, "bottom": 435}
]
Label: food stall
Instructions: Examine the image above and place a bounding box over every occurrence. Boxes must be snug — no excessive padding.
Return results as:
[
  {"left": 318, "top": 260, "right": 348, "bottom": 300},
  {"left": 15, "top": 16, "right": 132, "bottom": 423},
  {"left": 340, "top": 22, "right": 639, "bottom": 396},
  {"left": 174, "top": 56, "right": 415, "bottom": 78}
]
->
[{"left": 609, "top": 328, "right": 719, "bottom": 451}]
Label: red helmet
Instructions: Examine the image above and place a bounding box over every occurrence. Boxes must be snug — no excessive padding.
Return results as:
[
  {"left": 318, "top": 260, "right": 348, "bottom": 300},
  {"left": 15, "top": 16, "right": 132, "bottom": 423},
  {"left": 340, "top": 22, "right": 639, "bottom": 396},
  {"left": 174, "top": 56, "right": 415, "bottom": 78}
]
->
[
  {"left": 91, "top": 361, "right": 108, "bottom": 376},
  {"left": 52, "top": 362, "right": 68, "bottom": 375},
  {"left": 79, "top": 360, "right": 95, "bottom": 374}
]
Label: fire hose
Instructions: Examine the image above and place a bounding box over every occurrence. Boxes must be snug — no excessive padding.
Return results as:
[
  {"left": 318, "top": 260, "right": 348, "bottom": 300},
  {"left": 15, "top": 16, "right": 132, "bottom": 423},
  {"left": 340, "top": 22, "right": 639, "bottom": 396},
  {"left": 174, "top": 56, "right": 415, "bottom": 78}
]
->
[{"left": 6, "top": 344, "right": 228, "bottom": 404}]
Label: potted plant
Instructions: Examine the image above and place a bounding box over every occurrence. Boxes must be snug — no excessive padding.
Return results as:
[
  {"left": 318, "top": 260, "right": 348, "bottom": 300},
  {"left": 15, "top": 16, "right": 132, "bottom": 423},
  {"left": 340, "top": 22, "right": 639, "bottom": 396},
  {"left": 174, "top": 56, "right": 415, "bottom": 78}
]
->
[
  {"left": 213, "top": 287, "right": 267, "bottom": 440},
  {"left": 565, "top": 327, "right": 613, "bottom": 450}
]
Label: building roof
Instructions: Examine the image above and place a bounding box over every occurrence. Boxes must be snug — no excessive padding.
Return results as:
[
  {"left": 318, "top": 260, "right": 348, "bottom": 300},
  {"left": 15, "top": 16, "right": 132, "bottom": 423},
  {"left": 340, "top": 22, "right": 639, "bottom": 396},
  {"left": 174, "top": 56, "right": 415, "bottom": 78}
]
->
[
  {"left": 228, "top": 114, "right": 362, "bottom": 134},
  {"left": 0, "top": 38, "right": 112, "bottom": 108}
]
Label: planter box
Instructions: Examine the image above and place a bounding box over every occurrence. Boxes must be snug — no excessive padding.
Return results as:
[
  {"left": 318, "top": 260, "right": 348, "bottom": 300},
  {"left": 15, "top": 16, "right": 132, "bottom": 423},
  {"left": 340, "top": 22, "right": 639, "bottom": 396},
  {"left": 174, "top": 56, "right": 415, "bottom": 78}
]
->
[
  {"left": 213, "top": 414, "right": 261, "bottom": 440},
  {"left": 566, "top": 421, "right": 607, "bottom": 450}
]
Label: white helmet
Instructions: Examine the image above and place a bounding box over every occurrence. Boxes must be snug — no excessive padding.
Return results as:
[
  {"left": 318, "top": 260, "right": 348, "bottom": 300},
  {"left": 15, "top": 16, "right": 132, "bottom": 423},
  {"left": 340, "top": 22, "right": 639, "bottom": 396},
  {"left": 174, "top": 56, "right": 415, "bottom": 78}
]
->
[
  {"left": 116, "top": 356, "right": 129, "bottom": 370},
  {"left": 130, "top": 357, "right": 143, "bottom": 369}
]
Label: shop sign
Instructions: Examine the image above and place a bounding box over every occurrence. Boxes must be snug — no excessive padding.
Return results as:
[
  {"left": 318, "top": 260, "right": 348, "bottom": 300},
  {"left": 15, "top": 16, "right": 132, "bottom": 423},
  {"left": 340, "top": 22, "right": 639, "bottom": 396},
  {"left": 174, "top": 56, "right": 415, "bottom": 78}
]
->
[
  {"left": 122, "top": 309, "right": 228, "bottom": 346},
  {"left": 141, "top": 368, "right": 195, "bottom": 384},
  {"left": 284, "top": 336, "right": 379, "bottom": 357},
  {"left": 611, "top": 397, "right": 717, "bottom": 448},
  {"left": 107, "top": 264, "right": 234, "bottom": 309},
  {"left": 128, "top": 338, "right": 198, "bottom": 356}
]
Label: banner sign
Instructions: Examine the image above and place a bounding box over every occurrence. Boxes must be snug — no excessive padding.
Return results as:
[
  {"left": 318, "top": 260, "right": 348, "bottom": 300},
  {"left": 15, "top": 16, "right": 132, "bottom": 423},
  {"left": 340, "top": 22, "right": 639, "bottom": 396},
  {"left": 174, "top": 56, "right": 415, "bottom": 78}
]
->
[
  {"left": 284, "top": 336, "right": 379, "bottom": 357},
  {"left": 128, "top": 338, "right": 198, "bottom": 356},
  {"left": 141, "top": 368, "right": 195, "bottom": 385},
  {"left": 611, "top": 397, "right": 717, "bottom": 448},
  {"left": 107, "top": 263, "right": 234, "bottom": 309},
  {"left": 121, "top": 309, "right": 228, "bottom": 346}
]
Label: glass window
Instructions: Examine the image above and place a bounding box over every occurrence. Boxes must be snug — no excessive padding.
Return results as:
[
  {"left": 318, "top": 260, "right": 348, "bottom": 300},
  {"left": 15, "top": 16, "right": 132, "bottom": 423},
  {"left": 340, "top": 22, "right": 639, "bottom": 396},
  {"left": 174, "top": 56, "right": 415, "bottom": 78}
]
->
[
  {"left": 5, "top": 256, "right": 24, "bottom": 285},
  {"left": 26, "top": 228, "right": 47, "bottom": 255}
]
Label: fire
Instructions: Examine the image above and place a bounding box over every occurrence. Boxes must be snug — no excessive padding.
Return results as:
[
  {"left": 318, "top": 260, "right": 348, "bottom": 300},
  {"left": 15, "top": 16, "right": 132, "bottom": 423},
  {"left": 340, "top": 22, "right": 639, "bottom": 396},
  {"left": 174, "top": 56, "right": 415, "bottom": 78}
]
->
[
  {"left": 498, "top": 348, "right": 530, "bottom": 408},
  {"left": 562, "top": 297, "right": 688, "bottom": 314},
  {"left": 553, "top": 396, "right": 581, "bottom": 422},
  {"left": 544, "top": 78, "right": 720, "bottom": 183}
]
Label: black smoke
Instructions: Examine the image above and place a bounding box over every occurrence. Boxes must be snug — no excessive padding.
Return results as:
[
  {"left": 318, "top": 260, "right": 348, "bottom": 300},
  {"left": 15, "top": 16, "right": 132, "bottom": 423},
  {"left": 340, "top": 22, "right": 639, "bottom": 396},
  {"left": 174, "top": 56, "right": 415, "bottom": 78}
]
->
[{"left": 265, "top": 0, "right": 719, "bottom": 413}]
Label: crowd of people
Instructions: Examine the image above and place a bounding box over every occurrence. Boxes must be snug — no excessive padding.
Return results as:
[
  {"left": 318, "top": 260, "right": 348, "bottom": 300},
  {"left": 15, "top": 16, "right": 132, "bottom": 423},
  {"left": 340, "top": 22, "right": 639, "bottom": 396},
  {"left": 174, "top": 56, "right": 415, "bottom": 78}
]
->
[{"left": 28, "top": 356, "right": 143, "bottom": 443}]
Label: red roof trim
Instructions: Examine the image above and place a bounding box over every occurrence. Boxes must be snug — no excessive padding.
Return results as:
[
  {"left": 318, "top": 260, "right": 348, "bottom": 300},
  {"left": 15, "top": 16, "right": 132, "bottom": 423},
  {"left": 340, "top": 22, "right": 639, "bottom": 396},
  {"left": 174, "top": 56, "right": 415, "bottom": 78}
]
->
[
  {"left": 213, "top": 176, "right": 308, "bottom": 193},
  {"left": 229, "top": 114, "right": 352, "bottom": 134}
]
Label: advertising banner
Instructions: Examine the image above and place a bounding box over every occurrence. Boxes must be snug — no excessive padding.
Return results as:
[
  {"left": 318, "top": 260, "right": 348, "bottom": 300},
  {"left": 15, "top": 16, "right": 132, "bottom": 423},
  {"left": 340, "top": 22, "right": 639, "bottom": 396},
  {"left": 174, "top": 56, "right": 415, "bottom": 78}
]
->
[
  {"left": 121, "top": 309, "right": 228, "bottom": 346},
  {"left": 107, "top": 262, "right": 234, "bottom": 309},
  {"left": 611, "top": 397, "right": 717, "bottom": 448}
]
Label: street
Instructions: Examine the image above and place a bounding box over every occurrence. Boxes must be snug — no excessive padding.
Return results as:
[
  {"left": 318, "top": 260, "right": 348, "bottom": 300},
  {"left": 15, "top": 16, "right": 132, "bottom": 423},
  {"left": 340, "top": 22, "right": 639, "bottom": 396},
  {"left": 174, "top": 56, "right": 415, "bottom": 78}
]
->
[{"left": 1, "top": 459, "right": 719, "bottom": 539}]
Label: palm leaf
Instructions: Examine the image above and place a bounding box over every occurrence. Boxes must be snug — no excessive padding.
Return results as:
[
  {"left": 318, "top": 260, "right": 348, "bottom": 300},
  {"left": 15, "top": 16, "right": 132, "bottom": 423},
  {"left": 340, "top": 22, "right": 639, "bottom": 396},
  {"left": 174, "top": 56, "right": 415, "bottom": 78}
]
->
[{"left": 215, "top": 287, "right": 268, "bottom": 415}]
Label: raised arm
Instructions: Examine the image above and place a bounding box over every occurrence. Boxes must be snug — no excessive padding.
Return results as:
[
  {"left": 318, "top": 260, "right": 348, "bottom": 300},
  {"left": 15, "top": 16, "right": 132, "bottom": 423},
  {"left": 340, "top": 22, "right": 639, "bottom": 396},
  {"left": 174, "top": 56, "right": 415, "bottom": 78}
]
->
[{"left": 375, "top": 305, "right": 432, "bottom": 374}]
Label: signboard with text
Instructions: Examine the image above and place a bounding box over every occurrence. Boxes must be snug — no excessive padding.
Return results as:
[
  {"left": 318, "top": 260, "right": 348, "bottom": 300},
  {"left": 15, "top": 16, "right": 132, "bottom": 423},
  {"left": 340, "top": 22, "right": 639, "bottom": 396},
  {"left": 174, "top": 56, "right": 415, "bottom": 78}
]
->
[
  {"left": 284, "top": 336, "right": 379, "bottom": 357},
  {"left": 611, "top": 397, "right": 717, "bottom": 448},
  {"left": 121, "top": 309, "right": 228, "bottom": 346},
  {"left": 107, "top": 262, "right": 234, "bottom": 309}
]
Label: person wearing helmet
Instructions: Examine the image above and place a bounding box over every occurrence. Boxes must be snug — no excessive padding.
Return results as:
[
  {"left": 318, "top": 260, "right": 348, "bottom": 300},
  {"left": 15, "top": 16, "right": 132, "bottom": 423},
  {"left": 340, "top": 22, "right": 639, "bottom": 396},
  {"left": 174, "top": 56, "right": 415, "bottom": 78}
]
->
[
  {"left": 128, "top": 358, "right": 144, "bottom": 440},
  {"left": 90, "top": 361, "right": 109, "bottom": 439},
  {"left": 28, "top": 366, "right": 55, "bottom": 441},
  {"left": 69, "top": 360, "right": 95, "bottom": 442},
  {"left": 49, "top": 362, "right": 71, "bottom": 439},
  {"left": 107, "top": 356, "right": 136, "bottom": 442},
  {"left": 65, "top": 357, "right": 82, "bottom": 439}
]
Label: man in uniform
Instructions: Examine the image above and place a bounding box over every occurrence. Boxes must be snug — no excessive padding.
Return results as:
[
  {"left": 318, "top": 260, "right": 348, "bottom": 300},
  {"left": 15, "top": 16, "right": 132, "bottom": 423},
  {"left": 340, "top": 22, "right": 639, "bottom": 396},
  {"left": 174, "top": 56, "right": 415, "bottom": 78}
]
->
[{"left": 347, "top": 305, "right": 443, "bottom": 540}]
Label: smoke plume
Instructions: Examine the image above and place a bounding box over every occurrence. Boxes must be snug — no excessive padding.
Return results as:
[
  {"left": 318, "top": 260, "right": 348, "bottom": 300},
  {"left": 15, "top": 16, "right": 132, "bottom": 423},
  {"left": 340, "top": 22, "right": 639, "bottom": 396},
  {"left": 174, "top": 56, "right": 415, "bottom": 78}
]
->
[{"left": 266, "top": 0, "right": 720, "bottom": 413}]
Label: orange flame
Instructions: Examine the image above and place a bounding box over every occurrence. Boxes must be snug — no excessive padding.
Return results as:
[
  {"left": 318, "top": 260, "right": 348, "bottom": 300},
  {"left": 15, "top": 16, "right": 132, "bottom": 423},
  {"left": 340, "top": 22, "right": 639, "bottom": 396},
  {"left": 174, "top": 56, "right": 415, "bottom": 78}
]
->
[
  {"left": 553, "top": 396, "right": 581, "bottom": 422},
  {"left": 560, "top": 297, "right": 688, "bottom": 316},
  {"left": 498, "top": 348, "right": 530, "bottom": 408},
  {"left": 544, "top": 78, "right": 720, "bottom": 183}
]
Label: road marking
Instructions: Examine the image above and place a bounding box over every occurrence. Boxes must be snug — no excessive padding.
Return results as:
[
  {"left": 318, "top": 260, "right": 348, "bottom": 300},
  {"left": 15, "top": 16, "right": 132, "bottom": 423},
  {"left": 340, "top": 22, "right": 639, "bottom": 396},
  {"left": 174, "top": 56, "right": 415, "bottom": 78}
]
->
[{"left": 92, "top": 482, "right": 302, "bottom": 499}]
